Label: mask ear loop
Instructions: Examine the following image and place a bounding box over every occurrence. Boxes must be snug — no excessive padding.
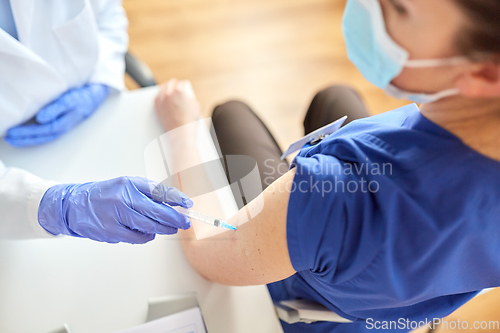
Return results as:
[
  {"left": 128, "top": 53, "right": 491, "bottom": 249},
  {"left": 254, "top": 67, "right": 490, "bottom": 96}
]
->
[
  {"left": 385, "top": 84, "right": 460, "bottom": 104},
  {"left": 405, "top": 57, "right": 468, "bottom": 68},
  {"left": 398, "top": 57, "right": 467, "bottom": 103}
]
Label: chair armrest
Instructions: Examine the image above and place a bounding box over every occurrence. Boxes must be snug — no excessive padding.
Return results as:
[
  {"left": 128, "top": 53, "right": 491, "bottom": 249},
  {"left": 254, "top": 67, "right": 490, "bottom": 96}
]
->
[{"left": 125, "top": 52, "right": 157, "bottom": 88}]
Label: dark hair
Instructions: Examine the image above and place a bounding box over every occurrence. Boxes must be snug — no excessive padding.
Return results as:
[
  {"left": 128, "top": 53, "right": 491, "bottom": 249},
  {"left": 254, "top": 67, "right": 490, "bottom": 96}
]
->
[{"left": 454, "top": 0, "right": 500, "bottom": 59}]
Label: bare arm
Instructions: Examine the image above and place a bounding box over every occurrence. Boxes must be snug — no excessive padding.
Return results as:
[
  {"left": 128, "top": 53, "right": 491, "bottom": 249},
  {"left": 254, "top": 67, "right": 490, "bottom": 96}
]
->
[
  {"left": 155, "top": 79, "right": 296, "bottom": 285},
  {"left": 179, "top": 169, "right": 297, "bottom": 285}
]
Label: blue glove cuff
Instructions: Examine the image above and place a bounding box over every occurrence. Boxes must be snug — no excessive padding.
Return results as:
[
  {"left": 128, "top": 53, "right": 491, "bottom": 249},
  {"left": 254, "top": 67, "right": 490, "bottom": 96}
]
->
[
  {"left": 38, "top": 184, "right": 81, "bottom": 237},
  {"left": 83, "top": 84, "right": 110, "bottom": 114}
]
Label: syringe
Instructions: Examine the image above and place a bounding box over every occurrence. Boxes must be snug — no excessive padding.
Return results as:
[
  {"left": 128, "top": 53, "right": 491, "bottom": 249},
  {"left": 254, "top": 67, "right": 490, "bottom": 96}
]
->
[{"left": 163, "top": 203, "right": 237, "bottom": 231}]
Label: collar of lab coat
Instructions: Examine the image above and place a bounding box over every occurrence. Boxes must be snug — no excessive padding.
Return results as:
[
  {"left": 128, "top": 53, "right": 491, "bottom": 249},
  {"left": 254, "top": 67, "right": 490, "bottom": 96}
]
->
[
  {"left": 0, "top": 29, "right": 44, "bottom": 63},
  {"left": 0, "top": 0, "right": 49, "bottom": 65}
]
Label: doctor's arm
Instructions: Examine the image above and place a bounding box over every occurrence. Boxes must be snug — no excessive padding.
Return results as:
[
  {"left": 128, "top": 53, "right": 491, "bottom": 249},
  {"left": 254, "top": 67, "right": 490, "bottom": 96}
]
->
[
  {"left": 0, "top": 161, "right": 56, "bottom": 239},
  {"left": 0, "top": 159, "right": 195, "bottom": 243},
  {"left": 5, "top": 0, "right": 128, "bottom": 147},
  {"left": 0, "top": 158, "right": 194, "bottom": 243}
]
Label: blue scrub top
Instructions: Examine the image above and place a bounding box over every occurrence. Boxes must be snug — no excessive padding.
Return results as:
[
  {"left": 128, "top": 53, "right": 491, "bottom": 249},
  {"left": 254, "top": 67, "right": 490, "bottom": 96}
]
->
[{"left": 268, "top": 104, "right": 500, "bottom": 332}]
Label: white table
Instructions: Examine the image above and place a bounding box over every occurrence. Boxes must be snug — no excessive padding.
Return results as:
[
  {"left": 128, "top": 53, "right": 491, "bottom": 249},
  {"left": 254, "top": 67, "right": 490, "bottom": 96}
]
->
[{"left": 0, "top": 87, "right": 283, "bottom": 333}]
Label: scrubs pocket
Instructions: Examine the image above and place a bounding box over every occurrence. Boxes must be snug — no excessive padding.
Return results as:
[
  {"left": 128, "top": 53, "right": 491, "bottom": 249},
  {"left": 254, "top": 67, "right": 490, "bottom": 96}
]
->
[{"left": 52, "top": 1, "right": 99, "bottom": 87}]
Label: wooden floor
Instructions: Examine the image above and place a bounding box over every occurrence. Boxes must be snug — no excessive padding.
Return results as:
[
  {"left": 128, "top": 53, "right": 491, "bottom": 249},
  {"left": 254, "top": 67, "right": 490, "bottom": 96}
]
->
[{"left": 123, "top": 0, "right": 407, "bottom": 151}]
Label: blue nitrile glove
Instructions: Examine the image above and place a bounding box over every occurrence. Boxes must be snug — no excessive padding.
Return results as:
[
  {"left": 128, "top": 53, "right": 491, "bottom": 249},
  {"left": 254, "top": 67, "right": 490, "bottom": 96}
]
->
[
  {"left": 38, "top": 177, "right": 193, "bottom": 244},
  {"left": 5, "top": 84, "right": 110, "bottom": 147}
]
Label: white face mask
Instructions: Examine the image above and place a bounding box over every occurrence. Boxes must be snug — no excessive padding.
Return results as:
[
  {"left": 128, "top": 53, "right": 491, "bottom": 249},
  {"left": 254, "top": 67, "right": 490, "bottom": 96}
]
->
[{"left": 342, "top": 0, "right": 467, "bottom": 104}]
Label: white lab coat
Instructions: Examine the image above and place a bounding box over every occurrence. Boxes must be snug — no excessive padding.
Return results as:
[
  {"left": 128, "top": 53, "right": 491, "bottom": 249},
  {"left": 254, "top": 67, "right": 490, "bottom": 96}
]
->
[{"left": 0, "top": 0, "right": 128, "bottom": 238}]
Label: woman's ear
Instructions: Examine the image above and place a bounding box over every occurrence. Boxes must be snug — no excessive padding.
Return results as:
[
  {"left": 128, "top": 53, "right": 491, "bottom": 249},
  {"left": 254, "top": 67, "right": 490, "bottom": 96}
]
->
[{"left": 456, "top": 60, "right": 500, "bottom": 97}]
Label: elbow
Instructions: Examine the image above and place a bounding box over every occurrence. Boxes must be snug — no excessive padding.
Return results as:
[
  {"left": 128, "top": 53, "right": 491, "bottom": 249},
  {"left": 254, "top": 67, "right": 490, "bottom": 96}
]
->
[
  {"left": 197, "top": 271, "right": 236, "bottom": 286},
  {"left": 179, "top": 239, "right": 217, "bottom": 282},
  {"left": 180, "top": 245, "right": 243, "bottom": 286}
]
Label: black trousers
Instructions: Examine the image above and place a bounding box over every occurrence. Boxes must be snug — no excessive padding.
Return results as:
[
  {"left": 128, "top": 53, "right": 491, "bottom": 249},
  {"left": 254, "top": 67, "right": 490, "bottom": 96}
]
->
[{"left": 211, "top": 85, "right": 370, "bottom": 208}]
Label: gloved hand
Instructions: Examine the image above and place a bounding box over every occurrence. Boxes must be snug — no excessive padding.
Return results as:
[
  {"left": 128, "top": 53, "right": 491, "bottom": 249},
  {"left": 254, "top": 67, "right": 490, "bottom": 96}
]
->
[
  {"left": 38, "top": 176, "right": 193, "bottom": 244},
  {"left": 5, "top": 83, "right": 110, "bottom": 147}
]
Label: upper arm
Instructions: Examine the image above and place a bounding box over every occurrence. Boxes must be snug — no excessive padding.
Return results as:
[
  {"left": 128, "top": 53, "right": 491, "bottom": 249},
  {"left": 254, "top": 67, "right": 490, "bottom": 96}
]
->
[{"left": 180, "top": 169, "right": 297, "bottom": 286}]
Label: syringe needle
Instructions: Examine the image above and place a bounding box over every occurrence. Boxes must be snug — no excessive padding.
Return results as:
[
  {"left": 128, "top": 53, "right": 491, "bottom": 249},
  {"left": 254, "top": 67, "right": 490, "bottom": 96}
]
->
[{"left": 162, "top": 203, "right": 237, "bottom": 231}]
